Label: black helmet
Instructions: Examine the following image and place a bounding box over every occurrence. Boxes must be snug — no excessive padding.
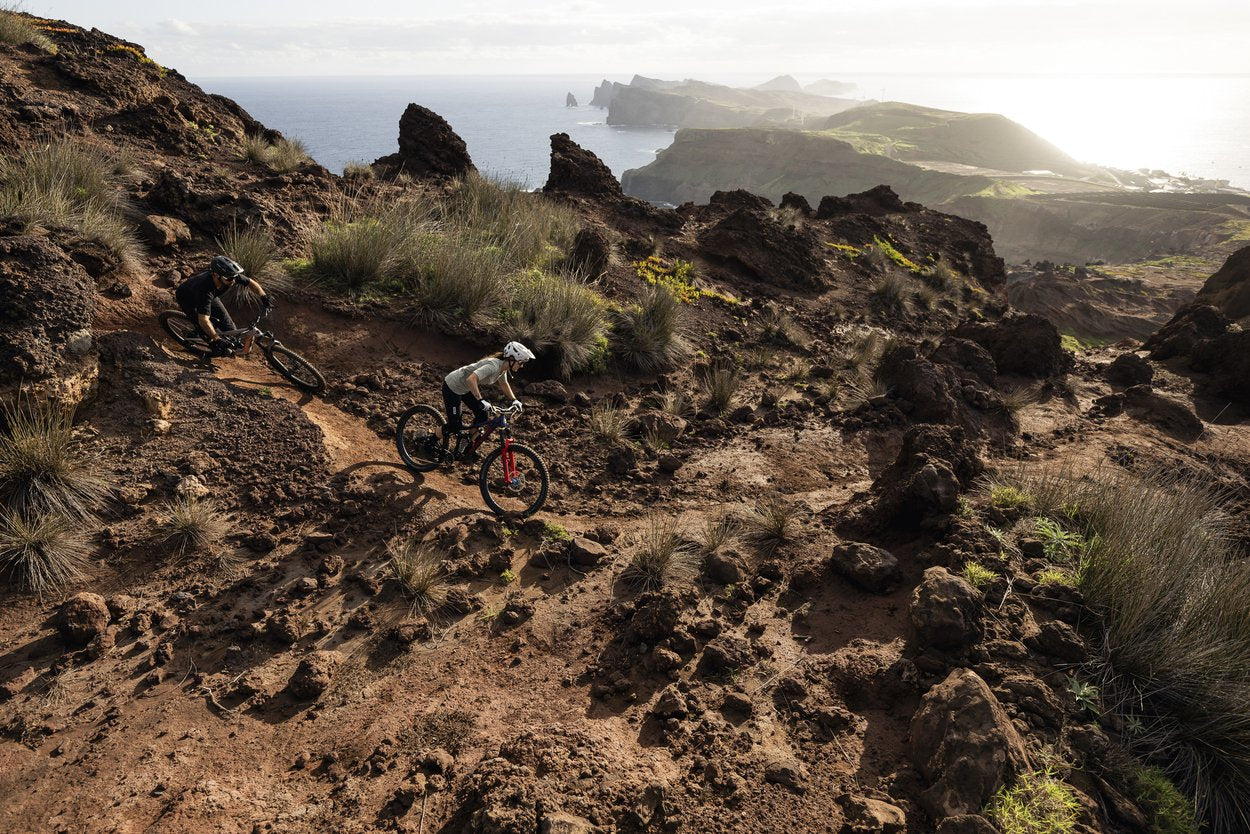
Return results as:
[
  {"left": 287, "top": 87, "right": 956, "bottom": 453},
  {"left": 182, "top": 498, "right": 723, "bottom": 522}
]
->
[{"left": 210, "top": 255, "right": 245, "bottom": 282}]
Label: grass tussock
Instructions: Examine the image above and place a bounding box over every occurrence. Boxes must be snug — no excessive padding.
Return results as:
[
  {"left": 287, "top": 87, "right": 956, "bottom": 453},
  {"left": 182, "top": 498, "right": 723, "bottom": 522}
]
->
[
  {"left": 308, "top": 190, "right": 430, "bottom": 293},
  {"left": 408, "top": 233, "right": 508, "bottom": 326},
  {"left": 0, "top": 10, "right": 56, "bottom": 52},
  {"left": 239, "top": 134, "right": 309, "bottom": 173},
  {"left": 986, "top": 768, "right": 1080, "bottom": 834},
  {"left": 0, "top": 398, "right": 108, "bottom": 520},
  {"left": 698, "top": 513, "right": 738, "bottom": 557},
  {"left": 869, "top": 271, "right": 911, "bottom": 313},
  {"left": 496, "top": 270, "right": 607, "bottom": 378},
  {"left": 623, "top": 516, "right": 698, "bottom": 591},
  {"left": 217, "top": 221, "right": 291, "bottom": 294},
  {"left": 0, "top": 138, "right": 139, "bottom": 268},
  {"left": 342, "top": 161, "right": 376, "bottom": 179},
  {"left": 443, "top": 172, "right": 580, "bottom": 269},
  {"left": 588, "top": 402, "right": 629, "bottom": 443},
  {"left": 740, "top": 495, "right": 799, "bottom": 556},
  {"left": 161, "top": 497, "right": 230, "bottom": 558},
  {"left": 611, "top": 284, "right": 691, "bottom": 373},
  {"left": 1001, "top": 382, "right": 1043, "bottom": 413},
  {"left": 649, "top": 389, "right": 694, "bottom": 419},
  {"left": 758, "top": 303, "right": 812, "bottom": 348},
  {"left": 1005, "top": 466, "right": 1250, "bottom": 832},
  {"left": 698, "top": 364, "right": 741, "bottom": 416},
  {"left": 0, "top": 509, "right": 90, "bottom": 597},
  {"left": 388, "top": 537, "right": 448, "bottom": 615}
]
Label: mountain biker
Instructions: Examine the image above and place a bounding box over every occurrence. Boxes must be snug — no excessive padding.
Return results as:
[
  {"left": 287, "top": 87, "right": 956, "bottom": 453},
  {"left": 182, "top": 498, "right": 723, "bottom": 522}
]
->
[
  {"left": 434, "top": 342, "right": 535, "bottom": 449},
  {"left": 174, "top": 255, "right": 272, "bottom": 357}
]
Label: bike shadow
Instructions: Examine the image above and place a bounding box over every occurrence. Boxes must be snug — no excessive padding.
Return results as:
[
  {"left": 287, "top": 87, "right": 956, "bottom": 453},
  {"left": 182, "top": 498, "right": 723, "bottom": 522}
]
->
[{"left": 216, "top": 375, "right": 317, "bottom": 407}]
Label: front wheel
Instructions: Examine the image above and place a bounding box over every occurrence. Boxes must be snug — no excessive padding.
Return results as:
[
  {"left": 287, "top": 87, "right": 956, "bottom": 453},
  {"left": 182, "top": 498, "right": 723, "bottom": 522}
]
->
[
  {"left": 479, "top": 442, "right": 549, "bottom": 517},
  {"left": 158, "top": 311, "right": 210, "bottom": 356},
  {"left": 396, "top": 404, "right": 448, "bottom": 473},
  {"left": 265, "top": 345, "right": 326, "bottom": 395}
]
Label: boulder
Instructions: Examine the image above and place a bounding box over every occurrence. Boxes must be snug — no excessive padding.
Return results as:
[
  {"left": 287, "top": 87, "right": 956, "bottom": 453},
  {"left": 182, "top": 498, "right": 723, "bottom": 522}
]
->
[
  {"left": 910, "top": 567, "right": 982, "bottom": 649},
  {"left": 57, "top": 593, "right": 111, "bottom": 646},
  {"left": 526, "top": 380, "right": 569, "bottom": 403},
  {"left": 1024, "top": 620, "right": 1088, "bottom": 662},
  {"left": 910, "top": 669, "right": 1030, "bottom": 817},
  {"left": 1190, "top": 329, "right": 1250, "bottom": 405},
  {"left": 954, "top": 313, "right": 1071, "bottom": 378},
  {"left": 632, "top": 410, "right": 688, "bottom": 445},
  {"left": 565, "top": 536, "right": 608, "bottom": 567},
  {"left": 564, "top": 224, "right": 612, "bottom": 277},
  {"left": 931, "top": 337, "right": 998, "bottom": 387},
  {"left": 539, "top": 813, "right": 594, "bottom": 834},
  {"left": 816, "top": 184, "right": 911, "bottom": 218},
  {"left": 1142, "top": 303, "right": 1229, "bottom": 360},
  {"left": 698, "top": 635, "right": 752, "bottom": 675},
  {"left": 606, "top": 442, "right": 638, "bottom": 475},
  {"left": 1194, "top": 243, "right": 1250, "bottom": 319},
  {"left": 695, "top": 206, "right": 827, "bottom": 290},
  {"left": 829, "top": 542, "right": 902, "bottom": 593},
  {"left": 1104, "top": 352, "right": 1153, "bottom": 387},
  {"left": 837, "top": 793, "right": 907, "bottom": 833},
  {"left": 288, "top": 650, "right": 344, "bottom": 700},
  {"left": 868, "top": 425, "right": 982, "bottom": 528},
  {"left": 371, "top": 103, "right": 474, "bottom": 180},
  {"left": 876, "top": 345, "right": 959, "bottom": 425},
  {"left": 136, "top": 214, "right": 191, "bottom": 248}
]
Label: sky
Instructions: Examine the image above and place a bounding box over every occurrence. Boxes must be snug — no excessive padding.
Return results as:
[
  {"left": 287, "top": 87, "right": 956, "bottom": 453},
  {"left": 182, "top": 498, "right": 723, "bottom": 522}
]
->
[{"left": 26, "top": 0, "right": 1250, "bottom": 78}]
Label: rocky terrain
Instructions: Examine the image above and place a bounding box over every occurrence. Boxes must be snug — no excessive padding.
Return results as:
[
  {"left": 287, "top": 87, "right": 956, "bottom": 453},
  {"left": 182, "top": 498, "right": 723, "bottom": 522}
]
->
[{"left": 3, "top": 13, "right": 1250, "bottom": 834}]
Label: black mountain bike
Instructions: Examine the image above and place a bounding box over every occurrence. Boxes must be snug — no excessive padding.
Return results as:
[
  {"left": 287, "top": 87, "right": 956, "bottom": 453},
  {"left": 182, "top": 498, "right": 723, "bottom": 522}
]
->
[
  {"left": 395, "top": 403, "right": 549, "bottom": 517},
  {"left": 158, "top": 309, "right": 326, "bottom": 395}
]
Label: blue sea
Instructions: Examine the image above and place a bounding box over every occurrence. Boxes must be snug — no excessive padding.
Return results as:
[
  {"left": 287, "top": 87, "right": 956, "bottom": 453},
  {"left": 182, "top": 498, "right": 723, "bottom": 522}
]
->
[{"left": 197, "top": 74, "right": 1250, "bottom": 191}]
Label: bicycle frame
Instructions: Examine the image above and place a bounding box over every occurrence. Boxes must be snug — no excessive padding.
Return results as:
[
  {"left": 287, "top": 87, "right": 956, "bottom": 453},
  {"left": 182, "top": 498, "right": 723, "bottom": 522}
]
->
[{"left": 461, "top": 408, "right": 520, "bottom": 479}]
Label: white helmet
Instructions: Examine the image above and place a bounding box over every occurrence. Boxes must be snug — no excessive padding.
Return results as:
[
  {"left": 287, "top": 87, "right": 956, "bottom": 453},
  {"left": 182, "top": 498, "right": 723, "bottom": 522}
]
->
[{"left": 503, "top": 341, "right": 535, "bottom": 362}]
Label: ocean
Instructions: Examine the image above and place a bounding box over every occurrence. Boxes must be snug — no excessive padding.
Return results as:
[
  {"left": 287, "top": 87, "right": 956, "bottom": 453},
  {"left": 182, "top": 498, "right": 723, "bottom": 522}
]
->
[{"left": 197, "top": 74, "right": 1250, "bottom": 191}]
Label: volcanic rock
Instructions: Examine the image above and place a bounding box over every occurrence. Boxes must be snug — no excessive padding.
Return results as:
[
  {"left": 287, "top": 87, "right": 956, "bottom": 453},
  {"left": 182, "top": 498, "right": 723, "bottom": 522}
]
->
[
  {"left": 910, "top": 567, "right": 983, "bottom": 649},
  {"left": 544, "top": 132, "right": 623, "bottom": 199},
  {"left": 695, "top": 206, "right": 827, "bottom": 290},
  {"left": 1104, "top": 352, "right": 1153, "bottom": 387},
  {"left": 288, "top": 650, "right": 344, "bottom": 700},
  {"left": 868, "top": 425, "right": 982, "bottom": 528},
  {"left": 1121, "top": 385, "right": 1203, "bottom": 439},
  {"left": 1194, "top": 243, "right": 1250, "bottom": 319},
  {"left": 954, "top": 313, "right": 1071, "bottom": 378},
  {"left": 829, "top": 542, "right": 902, "bottom": 593},
  {"left": 371, "top": 103, "right": 474, "bottom": 180},
  {"left": 57, "top": 593, "right": 111, "bottom": 647},
  {"left": 910, "top": 668, "right": 1030, "bottom": 817}
]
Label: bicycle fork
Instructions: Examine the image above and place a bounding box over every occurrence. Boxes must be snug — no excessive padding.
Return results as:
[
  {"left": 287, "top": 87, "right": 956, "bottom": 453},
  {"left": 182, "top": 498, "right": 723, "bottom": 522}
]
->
[{"left": 502, "top": 437, "right": 520, "bottom": 486}]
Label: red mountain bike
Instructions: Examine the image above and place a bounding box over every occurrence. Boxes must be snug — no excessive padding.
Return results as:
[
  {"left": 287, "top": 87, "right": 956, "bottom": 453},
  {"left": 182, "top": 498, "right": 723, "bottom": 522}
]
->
[{"left": 395, "top": 402, "right": 549, "bottom": 517}]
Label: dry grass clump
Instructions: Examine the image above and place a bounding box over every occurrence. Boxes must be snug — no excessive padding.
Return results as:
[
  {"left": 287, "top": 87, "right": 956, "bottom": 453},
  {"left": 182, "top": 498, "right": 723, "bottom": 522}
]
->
[
  {"left": 308, "top": 190, "right": 430, "bottom": 293},
  {"left": 1000, "top": 382, "right": 1043, "bottom": 413},
  {"left": 0, "top": 138, "right": 140, "bottom": 268},
  {"left": 869, "top": 272, "right": 911, "bottom": 313},
  {"left": 239, "top": 134, "right": 309, "bottom": 173},
  {"left": 217, "top": 220, "right": 291, "bottom": 294},
  {"left": 650, "top": 389, "right": 694, "bottom": 419},
  {"left": 1006, "top": 466, "right": 1250, "bottom": 831},
  {"left": 0, "top": 509, "right": 91, "bottom": 597},
  {"left": 388, "top": 537, "right": 448, "bottom": 615},
  {"left": 740, "top": 495, "right": 799, "bottom": 556},
  {"left": 698, "top": 364, "right": 741, "bottom": 416},
  {"left": 342, "top": 161, "right": 376, "bottom": 179},
  {"left": 0, "top": 399, "right": 108, "bottom": 520},
  {"left": 923, "top": 257, "right": 960, "bottom": 291},
  {"left": 758, "top": 304, "right": 812, "bottom": 348},
  {"left": 611, "top": 284, "right": 691, "bottom": 373},
  {"left": 623, "top": 516, "right": 698, "bottom": 591},
  {"left": 408, "top": 233, "right": 508, "bottom": 326},
  {"left": 496, "top": 270, "right": 607, "bottom": 378},
  {"left": 443, "top": 172, "right": 580, "bottom": 269},
  {"left": 698, "top": 513, "right": 738, "bottom": 557},
  {"left": 161, "top": 497, "right": 230, "bottom": 558},
  {"left": 588, "top": 402, "right": 629, "bottom": 443},
  {"left": 0, "top": 9, "right": 56, "bottom": 52}
]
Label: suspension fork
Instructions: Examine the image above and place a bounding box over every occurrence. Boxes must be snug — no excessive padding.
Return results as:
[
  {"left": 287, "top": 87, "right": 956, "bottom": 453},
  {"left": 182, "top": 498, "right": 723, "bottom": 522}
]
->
[{"left": 502, "top": 436, "right": 518, "bottom": 482}]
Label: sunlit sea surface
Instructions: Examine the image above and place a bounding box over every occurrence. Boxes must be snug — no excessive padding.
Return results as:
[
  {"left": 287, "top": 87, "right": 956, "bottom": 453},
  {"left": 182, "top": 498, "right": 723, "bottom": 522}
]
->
[{"left": 197, "top": 74, "right": 1250, "bottom": 191}]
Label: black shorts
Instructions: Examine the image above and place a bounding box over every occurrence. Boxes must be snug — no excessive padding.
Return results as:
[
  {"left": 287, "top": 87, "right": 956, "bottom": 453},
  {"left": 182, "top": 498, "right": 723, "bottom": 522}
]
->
[
  {"left": 181, "top": 297, "right": 236, "bottom": 338},
  {"left": 442, "top": 381, "right": 487, "bottom": 433}
]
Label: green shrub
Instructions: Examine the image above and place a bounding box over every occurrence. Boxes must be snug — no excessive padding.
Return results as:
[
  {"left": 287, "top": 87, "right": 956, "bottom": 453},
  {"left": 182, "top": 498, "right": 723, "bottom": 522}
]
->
[
  {"left": 496, "top": 270, "right": 608, "bottom": 379},
  {"left": 408, "top": 232, "right": 508, "bottom": 326},
  {"left": 986, "top": 483, "right": 1032, "bottom": 511},
  {"left": 986, "top": 768, "right": 1080, "bottom": 834},
  {"left": 623, "top": 516, "right": 698, "bottom": 591},
  {"left": 1033, "top": 517, "right": 1086, "bottom": 563},
  {"left": 0, "top": 509, "right": 90, "bottom": 597},
  {"left": 0, "top": 10, "right": 56, "bottom": 52},
  {"left": 0, "top": 398, "right": 108, "bottom": 520},
  {"left": 1133, "top": 766, "right": 1200, "bottom": 834},
  {"left": 0, "top": 139, "right": 140, "bottom": 268},
  {"left": 388, "top": 537, "right": 448, "bottom": 615},
  {"left": 611, "top": 284, "right": 691, "bottom": 373},
  {"left": 961, "top": 561, "right": 997, "bottom": 588}
]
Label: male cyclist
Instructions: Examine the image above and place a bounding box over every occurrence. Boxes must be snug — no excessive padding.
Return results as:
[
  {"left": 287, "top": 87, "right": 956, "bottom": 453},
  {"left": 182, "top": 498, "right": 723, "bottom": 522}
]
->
[
  {"left": 434, "top": 341, "right": 535, "bottom": 452},
  {"left": 174, "top": 255, "right": 272, "bottom": 357}
]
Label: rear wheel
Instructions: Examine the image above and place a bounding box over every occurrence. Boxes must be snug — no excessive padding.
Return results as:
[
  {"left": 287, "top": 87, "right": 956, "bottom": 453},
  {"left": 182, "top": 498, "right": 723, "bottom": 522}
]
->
[
  {"left": 396, "top": 404, "right": 448, "bottom": 473},
  {"left": 265, "top": 345, "right": 326, "bottom": 395},
  {"left": 158, "top": 311, "right": 209, "bottom": 356},
  {"left": 479, "top": 442, "right": 549, "bottom": 517}
]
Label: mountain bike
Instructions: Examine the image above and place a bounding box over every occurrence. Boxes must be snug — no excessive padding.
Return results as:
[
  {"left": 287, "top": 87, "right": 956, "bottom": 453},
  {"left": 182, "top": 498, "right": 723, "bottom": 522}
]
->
[
  {"left": 158, "top": 309, "right": 326, "bottom": 395},
  {"left": 395, "top": 403, "right": 549, "bottom": 517}
]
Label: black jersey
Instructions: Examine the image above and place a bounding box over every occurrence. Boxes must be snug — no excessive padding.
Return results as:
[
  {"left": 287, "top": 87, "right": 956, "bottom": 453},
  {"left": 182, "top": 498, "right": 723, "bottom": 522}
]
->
[{"left": 174, "top": 270, "right": 223, "bottom": 317}]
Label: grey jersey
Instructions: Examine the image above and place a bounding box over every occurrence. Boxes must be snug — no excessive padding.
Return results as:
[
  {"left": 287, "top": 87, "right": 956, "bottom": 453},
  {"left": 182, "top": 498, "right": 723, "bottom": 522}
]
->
[{"left": 445, "top": 357, "right": 508, "bottom": 396}]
